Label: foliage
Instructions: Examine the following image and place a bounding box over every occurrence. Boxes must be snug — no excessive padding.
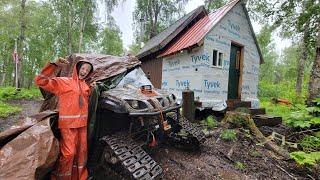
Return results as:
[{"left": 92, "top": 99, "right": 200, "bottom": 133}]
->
[
  {"left": 260, "top": 101, "right": 292, "bottom": 120},
  {"left": 128, "top": 43, "right": 142, "bottom": 55},
  {"left": 0, "top": 0, "right": 114, "bottom": 88},
  {"left": 99, "top": 19, "right": 124, "bottom": 56},
  {"left": 284, "top": 100, "right": 320, "bottom": 128},
  {"left": 220, "top": 129, "right": 237, "bottom": 141},
  {"left": 258, "top": 80, "right": 307, "bottom": 104},
  {"left": 256, "top": 25, "right": 278, "bottom": 82},
  {"left": 229, "top": 114, "right": 247, "bottom": 128},
  {"left": 0, "top": 100, "right": 21, "bottom": 118},
  {"left": 204, "top": 0, "right": 228, "bottom": 11},
  {"left": 299, "top": 135, "right": 320, "bottom": 152},
  {"left": 133, "top": 0, "right": 188, "bottom": 43},
  {"left": 0, "top": 87, "right": 41, "bottom": 101},
  {"left": 201, "top": 115, "right": 218, "bottom": 129},
  {"left": 290, "top": 151, "right": 320, "bottom": 166},
  {"left": 234, "top": 161, "right": 246, "bottom": 170}
]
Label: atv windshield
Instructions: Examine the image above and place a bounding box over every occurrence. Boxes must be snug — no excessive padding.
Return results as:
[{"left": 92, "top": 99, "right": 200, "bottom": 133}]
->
[{"left": 116, "top": 67, "right": 153, "bottom": 88}]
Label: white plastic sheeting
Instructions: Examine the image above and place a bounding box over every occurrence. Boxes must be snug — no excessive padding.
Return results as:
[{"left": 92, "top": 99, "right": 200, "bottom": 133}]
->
[
  {"left": 161, "top": 3, "right": 260, "bottom": 110},
  {"left": 117, "top": 67, "right": 153, "bottom": 88}
]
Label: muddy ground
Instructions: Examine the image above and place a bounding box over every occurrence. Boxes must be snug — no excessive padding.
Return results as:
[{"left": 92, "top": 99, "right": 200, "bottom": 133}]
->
[
  {"left": 0, "top": 99, "right": 42, "bottom": 132},
  {"left": 153, "top": 126, "right": 314, "bottom": 180},
  {"left": 1, "top": 100, "right": 318, "bottom": 179}
]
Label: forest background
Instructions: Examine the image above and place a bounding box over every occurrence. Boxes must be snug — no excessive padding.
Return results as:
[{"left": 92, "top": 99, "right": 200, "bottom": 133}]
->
[
  {"left": 0, "top": 0, "right": 319, "bottom": 167},
  {"left": 0, "top": 0, "right": 319, "bottom": 102}
]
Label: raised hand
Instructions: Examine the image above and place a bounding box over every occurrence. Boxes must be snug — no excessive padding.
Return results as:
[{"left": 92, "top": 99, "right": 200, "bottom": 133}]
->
[{"left": 55, "top": 57, "right": 69, "bottom": 67}]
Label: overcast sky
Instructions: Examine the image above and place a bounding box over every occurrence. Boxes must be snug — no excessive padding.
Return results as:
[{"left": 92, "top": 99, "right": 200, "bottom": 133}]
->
[{"left": 96, "top": 0, "right": 291, "bottom": 54}]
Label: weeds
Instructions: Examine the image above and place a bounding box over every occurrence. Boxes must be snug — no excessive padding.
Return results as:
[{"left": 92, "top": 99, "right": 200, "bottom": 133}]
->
[
  {"left": 201, "top": 115, "right": 218, "bottom": 129},
  {"left": 234, "top": 161, "right": 246, "bottom": 170},
  {"left": 0, "top": 87, "right": 40, "bottom": 118},
  {"left": 0, "top": 101, "right": 21, "bottom": 118},
  {"left": 221, "top": 129, "right": 237, "bottom": 141},
  {"left": 289, "top": 151, "right": 320, "bottom": 166},
  {"left": 299, "top": 135, "right": 320, "bottom": 152},
  {"left": 0, "top": 87, "right": 41, "bottom": 101}
]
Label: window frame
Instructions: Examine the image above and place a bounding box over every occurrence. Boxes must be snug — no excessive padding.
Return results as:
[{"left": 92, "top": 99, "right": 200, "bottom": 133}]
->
[{"left": 212, "top": 49, "right": 223, "bottom": 68}]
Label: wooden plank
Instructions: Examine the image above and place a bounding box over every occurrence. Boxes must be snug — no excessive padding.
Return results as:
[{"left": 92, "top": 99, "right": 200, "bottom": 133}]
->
[
  {"left": 253, "top": 115, "right": 282, "bottom": 127},
  {"left": 250, "top": 108, "right": 266, "bottom": 116}
]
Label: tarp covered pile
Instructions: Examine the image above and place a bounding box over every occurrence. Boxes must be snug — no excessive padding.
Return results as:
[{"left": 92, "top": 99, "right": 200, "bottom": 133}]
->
[{"left": 0, "top": 54, "right": 141, "bottom": 179}]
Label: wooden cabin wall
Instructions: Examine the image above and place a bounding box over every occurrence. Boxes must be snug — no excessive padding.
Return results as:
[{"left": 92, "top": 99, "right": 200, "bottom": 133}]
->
[{"left": 141, "top": 58, "right": 163, "bottom": 88}]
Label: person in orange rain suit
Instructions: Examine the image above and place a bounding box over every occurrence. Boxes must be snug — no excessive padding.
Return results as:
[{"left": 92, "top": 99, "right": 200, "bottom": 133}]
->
[{"left": 34, "top": 57, "right": 94, "bottom": 180}]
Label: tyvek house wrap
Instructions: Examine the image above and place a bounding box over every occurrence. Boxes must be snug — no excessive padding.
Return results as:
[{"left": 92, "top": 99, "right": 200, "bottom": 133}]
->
[
  {"left": 0, "top": 54, "right": 141, "bottom": 179},
  {"left": 161, "top": 3, "right": 260, "bottom": 110}
]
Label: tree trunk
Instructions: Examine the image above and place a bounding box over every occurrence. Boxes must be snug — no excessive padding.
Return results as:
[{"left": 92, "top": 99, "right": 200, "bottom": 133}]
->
[
  {"left": 307, "top": 18, "right": 320, "bottom": 104},
  {"left": 0, "top": 44, "right": 7, "bottom": 86},
  {"left": 67, "top": 0, "right": 73, "bottom": 54},
  {"left": 1, "top": 62, "right": 6, "bottom": 86},
  {"left": 78, "top": 0, "right": 89, "bottom": 53},
  {"left": 295, "top": 40, "right": 307, "bottom": 96},
  {"left": 78, "top": 16, "right": 85, "bottom": 53},
  {"left": 222, "top": 111, "right": 290, "bottom": 159},
  {"left": 17, "top": 0, "right": 26, "bottom": 88}
]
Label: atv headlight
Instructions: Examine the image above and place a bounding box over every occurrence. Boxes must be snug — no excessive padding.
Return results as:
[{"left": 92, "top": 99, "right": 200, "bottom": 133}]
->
[
  {"left": 169, "top": 94, "right": 176, "bottom": 102},
  {"left": 126, "top": 100, "right": 148, "bottom": 109},
  {"left": 131, "top": 100, "right": 139, "bottom": 109}
]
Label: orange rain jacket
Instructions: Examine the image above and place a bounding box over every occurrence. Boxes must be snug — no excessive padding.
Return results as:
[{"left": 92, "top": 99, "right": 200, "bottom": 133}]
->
[{"left": 34, "top": 60, "right": 93, "bottom": 129}]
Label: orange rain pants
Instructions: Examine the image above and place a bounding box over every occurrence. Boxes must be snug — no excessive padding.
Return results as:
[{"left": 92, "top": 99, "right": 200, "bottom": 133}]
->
[
  {"left": 56, "top": 127, "right": 88, "bottom": 180},
  {"left": 35, "top": 60, "right": 92, "bottom": 180}
]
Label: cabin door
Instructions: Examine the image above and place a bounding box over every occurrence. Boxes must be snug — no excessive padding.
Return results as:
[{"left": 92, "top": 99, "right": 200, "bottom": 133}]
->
[{"left": 228, "top": 44, "right": 241, "bottom": 99}]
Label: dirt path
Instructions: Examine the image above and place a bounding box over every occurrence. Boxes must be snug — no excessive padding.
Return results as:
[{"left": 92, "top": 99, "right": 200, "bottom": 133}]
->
[{"left": 0, "top": 99, "right": 43, "bottom": 132}]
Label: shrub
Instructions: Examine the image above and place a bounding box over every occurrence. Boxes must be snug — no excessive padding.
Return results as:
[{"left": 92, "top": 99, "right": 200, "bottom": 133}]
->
[
  {"left": 0, "top": 87, "right": 41, "bottom": 101},
  {"left": 299, "top": 135, "right": 320, "bottom": 152},
  {"left": 234, "top": 161, "right": 246, "bottom": 170},
  {"left": 221, "top": 129, "right": 237, "bottom": 141},
  {"left": 290, "top": 151, "right": 320, "bottom": 166},
  {"left": 201, "top": 115, "right": 218, "bottom": 129},
  {"left": 0, "top": 101, "right": 21, "bottom": 118}
]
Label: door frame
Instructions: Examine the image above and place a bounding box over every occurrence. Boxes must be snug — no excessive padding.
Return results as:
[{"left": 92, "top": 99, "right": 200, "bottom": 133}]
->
[{"left": 229, "top": 41, "right": 244, "bottom": 100}]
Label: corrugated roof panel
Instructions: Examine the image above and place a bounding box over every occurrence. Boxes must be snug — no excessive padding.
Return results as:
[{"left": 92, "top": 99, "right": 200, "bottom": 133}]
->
[{"left": 159, "top": 0, "right": 239, "bottom": 58}]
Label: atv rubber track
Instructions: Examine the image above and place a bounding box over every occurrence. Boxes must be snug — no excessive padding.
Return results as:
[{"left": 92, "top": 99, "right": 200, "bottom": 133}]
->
[
  {"left": 100, "top": 135, "right": 163, "bottom": 180},
  {"left": 168, "top": 114, "right": 206, "bottom": 150},
  {"left": 178, "top": 116, "right": 206, "bottom": 143}
]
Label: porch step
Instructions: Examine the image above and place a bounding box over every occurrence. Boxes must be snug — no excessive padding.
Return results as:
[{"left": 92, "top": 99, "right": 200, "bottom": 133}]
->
[
  {"left": 253, "top": 115, "right": 282, "bottom": 127},
  {"left": 226, "top": 99, "right": 251, "bottom": 111},
  {"left": 249, "top": 108, "right": 266, "bottom": 116}
]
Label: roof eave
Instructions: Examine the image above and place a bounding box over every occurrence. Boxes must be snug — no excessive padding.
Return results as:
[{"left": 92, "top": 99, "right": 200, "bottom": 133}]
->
[
  {"left": 240, "top": 1, "right": 264, "bottom": 64},
  {"left": 137, "top": 6, "right": 207, "bottom": 60}
]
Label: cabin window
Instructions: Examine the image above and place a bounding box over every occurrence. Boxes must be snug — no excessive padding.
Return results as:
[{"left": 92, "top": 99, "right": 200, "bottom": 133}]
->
[{"left": 212, "top": 49, "right": 223, "bottom": 67}]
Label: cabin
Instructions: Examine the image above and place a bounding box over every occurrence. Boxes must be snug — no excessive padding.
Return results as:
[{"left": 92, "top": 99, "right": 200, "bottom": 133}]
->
[{"left": 137, "top": 0, "right": 263, "bottom": 110}]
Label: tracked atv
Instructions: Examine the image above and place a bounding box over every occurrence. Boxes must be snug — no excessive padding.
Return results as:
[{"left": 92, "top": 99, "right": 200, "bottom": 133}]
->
[
  {"left": 89, "top": 67, "right": 206, "bottom": 179},
  {"left": 36, "top": 54, "right": 205, "bottom": 179}
]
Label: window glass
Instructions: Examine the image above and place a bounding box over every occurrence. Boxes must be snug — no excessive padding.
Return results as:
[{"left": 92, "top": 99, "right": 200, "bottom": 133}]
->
[
  {"left": 212, "top": 50, "right": 217, "bottom": 66},
  {"left": 218, "top": 52, "right": 223, "bottom": 66}
]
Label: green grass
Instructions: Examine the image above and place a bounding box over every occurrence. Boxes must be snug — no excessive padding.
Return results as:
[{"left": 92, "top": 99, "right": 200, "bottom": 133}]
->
[
  {"left": 260, "top": 100, "right": 293, "bottom": 119},
  {"left": 0, "top": 100, "right": 22, "bottom": 118},
  {"left": 0, "top": 86, "right": 41, "bottom": 118},
  {"left": 258, "top": 80, "right": 307, "bottom": 104},
  {"left": 0, "top": 86, "right": 42, "bottom": 101}
]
